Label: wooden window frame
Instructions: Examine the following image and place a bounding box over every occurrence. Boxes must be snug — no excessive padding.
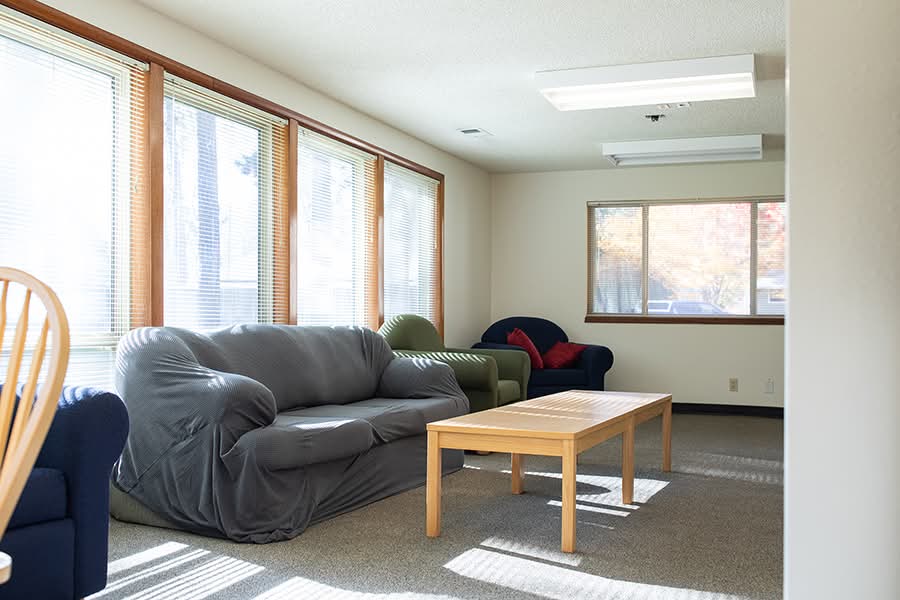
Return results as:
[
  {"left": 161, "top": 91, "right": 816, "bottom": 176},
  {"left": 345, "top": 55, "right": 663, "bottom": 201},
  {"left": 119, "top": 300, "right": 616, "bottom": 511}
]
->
[
  {"left": 585, "top": 196, "right": 785, "bottom": 326},
  {"left": 2, "top": 0, "right": 445, "bottom": 335}
]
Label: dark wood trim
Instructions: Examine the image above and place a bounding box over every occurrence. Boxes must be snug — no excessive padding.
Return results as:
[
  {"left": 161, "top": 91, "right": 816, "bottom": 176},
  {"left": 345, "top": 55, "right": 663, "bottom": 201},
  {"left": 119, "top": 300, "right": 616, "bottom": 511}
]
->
[
  {"left": 1, "top": 0, "right": 444, "bottom": 182},
  {"left": 129, "top": 67, "right": 151, "bottom": 328},
  {"left": 147, "top": 62, "right": 165, "bottom": 327},
  {"left": 436, "top": 178, "right": 445, "bottom": 339},
  {"left": 673, "top": 403, "right": 783, "bottom": 418},
  {"left": 373, "top": 155, "right": 385, "bottom": 330},
  {"left": 287, "top": 119, "right": 299, "bottom": 325},
  {"left": 585, "top": 203, "right": 592, "bottom": 316},
  {"left": 271, "top": 120, "right": 292, "bottom": 325},
  {"left": 585, "top": 314, "right": 785, "bottom": 325},
  {"left": 587, "top": 195, "right": 785, "bottom": 208}
]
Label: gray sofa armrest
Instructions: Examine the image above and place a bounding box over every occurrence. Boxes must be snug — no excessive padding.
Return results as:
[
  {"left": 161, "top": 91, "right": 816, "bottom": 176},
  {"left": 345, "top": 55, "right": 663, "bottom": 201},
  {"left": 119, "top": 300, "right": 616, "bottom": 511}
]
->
[
  {"left": 391, "top": 349, "right": 498, "bottom": 393},
  {"left": 203, "top": 370, "right": 278, "bottom": 451},
  {"left": 378, "top": 357, "right": 469, "bottom": 410},
  {"left": 115, "top": 328, "right": 277, "bottom": 490}
]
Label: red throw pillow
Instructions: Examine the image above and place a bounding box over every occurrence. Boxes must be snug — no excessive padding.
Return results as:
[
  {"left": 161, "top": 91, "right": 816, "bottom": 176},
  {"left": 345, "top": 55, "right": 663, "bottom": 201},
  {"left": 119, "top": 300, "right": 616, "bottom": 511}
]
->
[
  {"left": 506, "top": 328, "right": 544, "bottom": 369},
  {"left": 542, "top": 341, "right": 588, "bottom": 369}
]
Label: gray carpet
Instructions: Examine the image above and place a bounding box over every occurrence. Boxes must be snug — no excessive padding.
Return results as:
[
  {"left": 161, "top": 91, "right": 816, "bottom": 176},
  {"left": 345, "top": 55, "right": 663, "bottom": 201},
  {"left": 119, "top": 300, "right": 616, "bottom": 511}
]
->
[{"left": 93, "top": 414, "right": 783, "bottom": 600}]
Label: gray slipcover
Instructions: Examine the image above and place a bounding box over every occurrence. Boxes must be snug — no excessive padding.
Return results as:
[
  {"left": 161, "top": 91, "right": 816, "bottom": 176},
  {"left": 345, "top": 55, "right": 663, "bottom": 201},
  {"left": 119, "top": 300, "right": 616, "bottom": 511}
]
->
[{"left": 112, "top": 324, "right": 468, "bottom": 543}]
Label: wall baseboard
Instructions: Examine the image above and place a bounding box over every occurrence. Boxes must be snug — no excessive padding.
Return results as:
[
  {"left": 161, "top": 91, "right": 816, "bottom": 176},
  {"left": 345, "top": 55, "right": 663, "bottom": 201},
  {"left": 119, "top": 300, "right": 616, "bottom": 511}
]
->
[{"left": 673, "top": 402, "right": 783, "bottom": 418}]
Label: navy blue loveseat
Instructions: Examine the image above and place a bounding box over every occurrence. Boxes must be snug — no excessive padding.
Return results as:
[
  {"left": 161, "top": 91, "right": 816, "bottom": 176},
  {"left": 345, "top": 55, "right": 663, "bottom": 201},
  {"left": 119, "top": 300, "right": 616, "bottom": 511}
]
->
[
  {"left": 0, "top": 386, "right": 129, "bottom": 600},
  {"left": 473, "top": 317, "right": 614, "bottom": 398}
]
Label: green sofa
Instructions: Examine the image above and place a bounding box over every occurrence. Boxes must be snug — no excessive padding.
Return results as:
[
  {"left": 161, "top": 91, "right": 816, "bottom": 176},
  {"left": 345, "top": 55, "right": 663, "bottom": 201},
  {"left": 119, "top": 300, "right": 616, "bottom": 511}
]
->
[{"left": 378, "top": 314, "right": 530, "bottom": 413}]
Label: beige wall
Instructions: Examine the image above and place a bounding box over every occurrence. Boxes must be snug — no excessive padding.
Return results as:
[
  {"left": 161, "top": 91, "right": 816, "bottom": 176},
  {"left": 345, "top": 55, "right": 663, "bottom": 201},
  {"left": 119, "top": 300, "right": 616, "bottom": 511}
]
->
[
  {"left": 491, "top": 161, "right": 785, "bottom": 406},
  {"left": 786, "top": 1, "right": 900, "bottom": 597},
  {"left": 48, "top": 0, "right": 492, "bottom": 348}
]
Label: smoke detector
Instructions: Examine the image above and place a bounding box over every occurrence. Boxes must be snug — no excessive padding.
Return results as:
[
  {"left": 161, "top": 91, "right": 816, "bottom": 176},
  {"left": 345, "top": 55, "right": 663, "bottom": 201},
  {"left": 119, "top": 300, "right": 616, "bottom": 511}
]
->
[{"left": 457, "top": 127, "right": 492, "bottom": 137}]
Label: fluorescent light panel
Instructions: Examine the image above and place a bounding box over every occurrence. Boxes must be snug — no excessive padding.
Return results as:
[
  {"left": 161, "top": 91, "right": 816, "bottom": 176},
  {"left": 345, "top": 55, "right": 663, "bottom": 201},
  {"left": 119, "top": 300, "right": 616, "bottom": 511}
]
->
[
  {"left": 537, "top": 54, "right": 755, "bottom": 110},
  {"left": 602, "top": 134, "right": 763, "bottom": 166}
]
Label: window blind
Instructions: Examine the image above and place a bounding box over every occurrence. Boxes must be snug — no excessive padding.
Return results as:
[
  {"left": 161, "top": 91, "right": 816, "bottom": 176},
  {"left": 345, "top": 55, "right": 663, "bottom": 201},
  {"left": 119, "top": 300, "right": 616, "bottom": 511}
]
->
[
  {"left": 0, "top": 7, "right": 147, "bottom": 390},
  {"left": 383, "top": 162, "right": 441, "bottom": 328},
  {"left": 756, "top": 201, "right": 786, "bottom": 315},
  {"left": 648, "top": 202, "right": 752, "bottom": 314},
  {"left": 589, "top": 206, "right": 643, "bottom": 314},
  {"left": 163, "top": 76, "right": 288, "bottom": 330},
  {"left": 296, "top": 128, "right": 378, "bottom": 327}
]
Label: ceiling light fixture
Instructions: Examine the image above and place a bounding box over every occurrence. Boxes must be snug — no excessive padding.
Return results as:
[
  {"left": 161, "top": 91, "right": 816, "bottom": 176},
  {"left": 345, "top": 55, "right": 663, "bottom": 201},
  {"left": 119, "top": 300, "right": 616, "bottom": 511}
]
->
[
  {"left": 601, "top": 134, "right": 763, "bottom": 166},
  {"left": 536, "top": 54, "right": 755, "bottom": 111}
]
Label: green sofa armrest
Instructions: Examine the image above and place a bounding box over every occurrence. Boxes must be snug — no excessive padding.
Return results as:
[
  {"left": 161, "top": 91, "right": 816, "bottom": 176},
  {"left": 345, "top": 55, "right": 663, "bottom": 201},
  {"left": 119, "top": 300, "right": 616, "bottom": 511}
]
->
[
  {"left": 391, "top": 349, "right": 498, "bottom": 393},
  {"left": 448, "top": 347, "right": 530, "bottom": 403}
]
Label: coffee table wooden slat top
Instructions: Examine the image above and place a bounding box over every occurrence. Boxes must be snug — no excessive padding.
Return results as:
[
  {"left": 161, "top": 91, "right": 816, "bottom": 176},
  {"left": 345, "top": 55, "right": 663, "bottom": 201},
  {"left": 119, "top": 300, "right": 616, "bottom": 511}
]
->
[
  {"left": 425, "top": 390, "right": 673, "bottom": 553},
  {"left": 427, "top": 391, "right": 672, "bottom": 439}
]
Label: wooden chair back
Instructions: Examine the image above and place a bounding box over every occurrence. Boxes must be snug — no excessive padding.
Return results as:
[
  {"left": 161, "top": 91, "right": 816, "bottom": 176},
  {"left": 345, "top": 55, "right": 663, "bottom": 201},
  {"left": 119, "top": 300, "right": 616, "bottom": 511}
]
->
[{"left": 0, "top": 267, "right": 70, "bottom": 541}]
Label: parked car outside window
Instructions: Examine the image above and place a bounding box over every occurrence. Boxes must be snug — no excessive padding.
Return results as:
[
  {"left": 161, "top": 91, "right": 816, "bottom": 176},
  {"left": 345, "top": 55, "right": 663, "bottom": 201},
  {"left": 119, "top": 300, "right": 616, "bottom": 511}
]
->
[{"left": 648, "top": 300, "right": 727, "bottom": 314}]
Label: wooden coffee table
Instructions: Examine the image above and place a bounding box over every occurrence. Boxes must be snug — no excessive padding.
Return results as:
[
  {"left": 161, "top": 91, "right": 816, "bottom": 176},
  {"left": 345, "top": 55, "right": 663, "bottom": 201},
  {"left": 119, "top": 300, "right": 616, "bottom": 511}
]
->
[{"left": 425, "top": 390, "right": 672, "bottom": 553}]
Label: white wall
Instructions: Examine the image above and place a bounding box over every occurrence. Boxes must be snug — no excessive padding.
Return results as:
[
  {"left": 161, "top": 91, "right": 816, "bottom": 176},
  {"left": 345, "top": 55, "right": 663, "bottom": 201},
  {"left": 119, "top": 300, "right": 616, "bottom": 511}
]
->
[
  {"left": 48, "top": 0, "right": 492, "bottom": 348},
  {"left": 785, "top": 1, "right": 900, "bottom": 598},
  {"left": 491, "top": 161, "right": 785, "bottom": 406}
]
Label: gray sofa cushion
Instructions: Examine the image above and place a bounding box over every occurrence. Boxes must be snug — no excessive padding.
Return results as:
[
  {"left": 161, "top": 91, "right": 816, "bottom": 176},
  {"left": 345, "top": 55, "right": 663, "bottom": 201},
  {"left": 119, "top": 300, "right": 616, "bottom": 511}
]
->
[
  {"left": 231, "top": 413, "right": 377, "bottom": 470},
  {"left": 292, "top": 394, "right": 468, "bottom": 444},
  {"left": 207, "top": 324, "right": 394, "bottom": 411}
]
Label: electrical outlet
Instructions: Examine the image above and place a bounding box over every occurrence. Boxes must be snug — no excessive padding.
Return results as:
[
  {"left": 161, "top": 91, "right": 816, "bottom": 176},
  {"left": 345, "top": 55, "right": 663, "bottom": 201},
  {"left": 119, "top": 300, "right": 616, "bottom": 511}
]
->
[
  {"left": 729, "top": 378, "right": 739, "bottom": 392},
  {"left": 765, "top": 377, "right": 775, "bottom": 394}
]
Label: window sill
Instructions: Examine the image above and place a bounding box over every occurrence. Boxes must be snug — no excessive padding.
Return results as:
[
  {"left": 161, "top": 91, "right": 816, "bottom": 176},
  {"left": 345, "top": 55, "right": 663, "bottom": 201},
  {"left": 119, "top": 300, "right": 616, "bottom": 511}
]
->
[{"left": 584, "top": 314, "right": 785, "bottom": 325}]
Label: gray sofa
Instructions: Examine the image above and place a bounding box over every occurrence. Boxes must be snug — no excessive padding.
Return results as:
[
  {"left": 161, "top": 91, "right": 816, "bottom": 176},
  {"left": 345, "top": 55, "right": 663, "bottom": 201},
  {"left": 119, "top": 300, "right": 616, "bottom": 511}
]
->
[{"left": 111, "top": 324, "right": 468, "bottom": 543}]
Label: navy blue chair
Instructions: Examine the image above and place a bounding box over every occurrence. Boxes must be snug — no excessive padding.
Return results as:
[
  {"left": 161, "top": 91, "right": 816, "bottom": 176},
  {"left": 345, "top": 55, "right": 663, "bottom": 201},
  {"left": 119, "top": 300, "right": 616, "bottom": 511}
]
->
[
  {"left": 0, "top": 386, "right": 129, "bottom": 600},
  {"left": 473, "top": 316, "right": 614, "bottom": 398}
]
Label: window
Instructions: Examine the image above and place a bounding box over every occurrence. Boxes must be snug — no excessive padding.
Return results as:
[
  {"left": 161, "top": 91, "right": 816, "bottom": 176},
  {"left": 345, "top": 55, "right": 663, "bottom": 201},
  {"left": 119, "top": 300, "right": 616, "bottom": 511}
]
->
[
  {"left": 757, "top": 201, "right": 786, "bottom": 315},
  {"left": 1, "top": 3, "right": 446, "bottom": 396},
  {"left": 588, "top": 205, "right": 642, "bottom": 314},
  {"left": 0, "top": 8, "right": 147, "bottom": 388},
  {"left": 648, "top": 202, "right": 751, "bottom": 314},
  {"left": 163, "top": 77, "right": 288, "bottom": 330},
  {"left": 383, "top": 162, "right": 442, "bottom": 330},
  {"left": 588, "top": 198, "right": 785, "bottom": 321},
  {"left": 296, "top": 128, "right": 378, "bottom": 327}
]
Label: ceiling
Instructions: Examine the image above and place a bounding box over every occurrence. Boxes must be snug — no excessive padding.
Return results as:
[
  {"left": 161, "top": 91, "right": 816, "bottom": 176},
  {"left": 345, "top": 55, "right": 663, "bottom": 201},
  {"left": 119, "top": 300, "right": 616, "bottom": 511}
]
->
[{"left": 137, "top": 0, "right": 786, "bottom": 173}]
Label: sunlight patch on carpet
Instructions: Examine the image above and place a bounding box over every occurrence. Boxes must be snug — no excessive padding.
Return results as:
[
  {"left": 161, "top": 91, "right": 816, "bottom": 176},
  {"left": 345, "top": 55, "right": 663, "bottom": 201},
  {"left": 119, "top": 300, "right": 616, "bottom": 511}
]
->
[
  {"left": 501, "top": 469, "right": 669, "bottom": 505},
  {"left": 89, "top": 549, "right": 211, "bottom": 598},
  {"left": 107, "top": 542, "right": 189, "bottom": 576},
  {"left": 115, "top": 555, "right": 263, "bottom": 600},
  {"left": 676, "top": 451, "right": 783, "bottom": 485},
  {"left": 251, "top": 576, "right": 462, "bottom": 599},
  {"left": 546, "top": 500, "right": 631, "bottom": 517},
  {"left": 480, "top": 536, "right": 582, "bottom": 566},
  {"left": 444, "top": 548, "right": 748, "bottom": 600}
]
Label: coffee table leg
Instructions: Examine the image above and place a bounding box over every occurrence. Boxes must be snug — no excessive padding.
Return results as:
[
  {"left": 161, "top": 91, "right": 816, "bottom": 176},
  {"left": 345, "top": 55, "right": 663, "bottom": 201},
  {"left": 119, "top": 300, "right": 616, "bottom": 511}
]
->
[
  {"left": 561, "top": 439, "right": 577, "bottom": 553},
  {"left": 622, "top": 419, "right": 635, "bottom": 505},
  {"left": 426, "top": 431, "right": 441, "bottom": 537},
  {"left": 511, "top": 453, "right": 524, "bottom": 494},
  {"left": 662, "top": 401, "right": 672, "bottom": 472}
]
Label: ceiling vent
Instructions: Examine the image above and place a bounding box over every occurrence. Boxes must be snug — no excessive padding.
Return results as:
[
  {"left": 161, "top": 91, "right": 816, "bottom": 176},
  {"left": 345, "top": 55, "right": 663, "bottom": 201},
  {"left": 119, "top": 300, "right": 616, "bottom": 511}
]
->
[{"left": 458, "top": 127, "right": 492, "bottom": 137}]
